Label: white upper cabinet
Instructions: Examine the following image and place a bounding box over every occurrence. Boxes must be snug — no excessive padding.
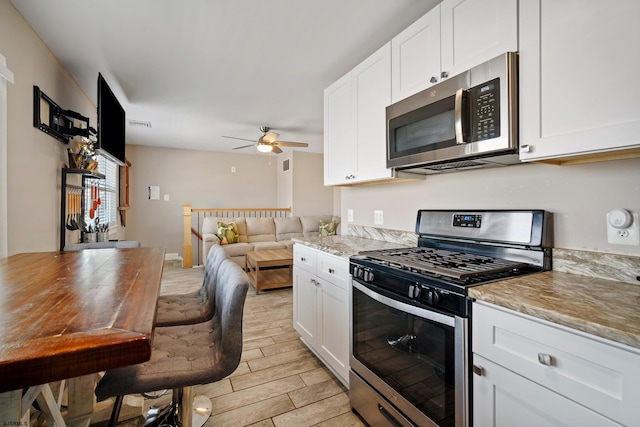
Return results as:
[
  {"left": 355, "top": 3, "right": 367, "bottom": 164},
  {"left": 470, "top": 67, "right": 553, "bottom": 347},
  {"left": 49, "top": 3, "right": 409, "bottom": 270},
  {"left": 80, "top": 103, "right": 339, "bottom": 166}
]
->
[
  {"left": 324, "top": 72, "right": 355, "bottom": 186},
  {"left": 324, "top": 43, "right": 397, "bottom": 186},
  {"left": 353, "top": 43, "right": 394, "bottom": 183},
  {"left": 440, "top": 0, "right": 518, "bottom": 78},
  {"left": 519, "top": 0, "right": 640, "bottom": 162},
  {"left": 391, "top": 5, "right": 441, "bottom": 103},
  {"left": 391, "top": 0, "right": 517, "bottom": 103}
]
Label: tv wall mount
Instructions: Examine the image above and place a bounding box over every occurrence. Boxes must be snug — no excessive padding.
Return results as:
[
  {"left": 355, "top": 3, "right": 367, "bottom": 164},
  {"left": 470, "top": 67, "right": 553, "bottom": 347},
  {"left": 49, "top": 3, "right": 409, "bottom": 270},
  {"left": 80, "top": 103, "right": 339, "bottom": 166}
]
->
[{"left": 33, "top": 85, "right": 95, "bottom": 144}]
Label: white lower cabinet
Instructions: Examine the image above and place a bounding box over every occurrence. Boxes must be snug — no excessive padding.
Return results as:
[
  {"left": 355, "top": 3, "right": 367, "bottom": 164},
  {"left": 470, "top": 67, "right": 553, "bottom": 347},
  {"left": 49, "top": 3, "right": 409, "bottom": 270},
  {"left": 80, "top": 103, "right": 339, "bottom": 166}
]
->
[
  {"left": 472, "top": 301, "right": 640, "bottom": 426},
  {"left": 293, "top": 244, "right": 350, "bottom": 385}
]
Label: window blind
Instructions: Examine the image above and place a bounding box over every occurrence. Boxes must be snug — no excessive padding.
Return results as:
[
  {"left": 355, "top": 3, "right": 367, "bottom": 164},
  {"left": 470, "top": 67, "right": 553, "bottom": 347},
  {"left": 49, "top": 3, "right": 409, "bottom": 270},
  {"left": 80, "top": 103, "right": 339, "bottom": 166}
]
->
[{"left": 84, "top": 154, "right": 118, "bottom": 233}]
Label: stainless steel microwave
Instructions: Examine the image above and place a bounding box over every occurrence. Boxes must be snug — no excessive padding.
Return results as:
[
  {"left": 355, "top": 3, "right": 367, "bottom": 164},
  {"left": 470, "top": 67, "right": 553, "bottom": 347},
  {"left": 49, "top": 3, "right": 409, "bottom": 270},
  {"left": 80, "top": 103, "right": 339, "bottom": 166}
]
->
[{"left": 386, "top": 52, "right": 519, "bottom": 174}]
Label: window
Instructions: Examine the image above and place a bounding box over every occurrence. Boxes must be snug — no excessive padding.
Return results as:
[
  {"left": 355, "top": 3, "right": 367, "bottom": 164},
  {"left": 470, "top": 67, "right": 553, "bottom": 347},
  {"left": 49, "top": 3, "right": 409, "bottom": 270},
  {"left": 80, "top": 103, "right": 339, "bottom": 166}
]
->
[{"left": 84, "top": 154, "right": 118, "bottom": 234}]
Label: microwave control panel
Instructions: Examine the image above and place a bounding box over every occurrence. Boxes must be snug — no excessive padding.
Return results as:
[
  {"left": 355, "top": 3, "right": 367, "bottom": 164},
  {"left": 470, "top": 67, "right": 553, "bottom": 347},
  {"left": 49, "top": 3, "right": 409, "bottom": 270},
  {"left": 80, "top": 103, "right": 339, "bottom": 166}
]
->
[{"left": 469, "top": 77, "right": 500, "bottom": 142}]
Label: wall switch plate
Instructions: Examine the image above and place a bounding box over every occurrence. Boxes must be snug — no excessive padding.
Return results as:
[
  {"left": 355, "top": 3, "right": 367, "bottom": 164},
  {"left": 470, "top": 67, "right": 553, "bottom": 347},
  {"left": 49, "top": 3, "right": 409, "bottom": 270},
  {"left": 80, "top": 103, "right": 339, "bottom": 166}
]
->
[
  {"left": 231, "top": 166, "right": 236, "bottom": 173},
  {"left": 374, "top": 210, "right": 384, "bottom": 225},
  {"left": 347, "top": 209, "right": 354, "bottom": 223},
  {"left": 163, "top": 194, "right": 170, "bottom": 201},
  {"left": 607, "top": 210, "right": 640, "bottom": 245},
  {"left": 147, "top": 186, "right": 160, "bottom": 200}
]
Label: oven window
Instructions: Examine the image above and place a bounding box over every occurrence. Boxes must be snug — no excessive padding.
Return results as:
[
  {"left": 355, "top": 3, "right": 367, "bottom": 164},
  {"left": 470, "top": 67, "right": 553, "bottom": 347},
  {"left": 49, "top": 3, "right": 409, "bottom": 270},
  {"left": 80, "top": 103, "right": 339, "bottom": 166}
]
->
[{"left": 353, "top": 286, "right": 456, "bottom": 427}]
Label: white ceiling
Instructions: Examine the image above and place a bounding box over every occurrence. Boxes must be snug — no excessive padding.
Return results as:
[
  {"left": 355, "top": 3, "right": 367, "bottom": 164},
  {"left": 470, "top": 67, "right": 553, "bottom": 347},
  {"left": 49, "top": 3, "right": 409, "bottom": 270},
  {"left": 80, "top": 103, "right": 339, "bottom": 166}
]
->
[{"left": 11, "top": 0, "right": 439, "bottom": 155}]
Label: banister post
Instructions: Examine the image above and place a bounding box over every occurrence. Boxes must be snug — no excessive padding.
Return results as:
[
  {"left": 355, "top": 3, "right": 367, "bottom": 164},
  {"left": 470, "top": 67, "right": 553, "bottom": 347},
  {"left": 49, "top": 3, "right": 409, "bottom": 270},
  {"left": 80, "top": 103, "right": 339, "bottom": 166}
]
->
[{"left": 183, "top": 203, "right": 193, "bottom": 268}]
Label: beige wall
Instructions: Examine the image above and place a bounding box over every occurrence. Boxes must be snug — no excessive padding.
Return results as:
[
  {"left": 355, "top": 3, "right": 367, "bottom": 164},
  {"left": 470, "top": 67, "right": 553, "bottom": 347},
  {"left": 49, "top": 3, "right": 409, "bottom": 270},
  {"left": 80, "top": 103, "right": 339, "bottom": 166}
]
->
[
  {"left": 125, "top": 144, "right": 281, "bottom": 264},
  {"left": 341, "top": 158, "right": 640, "bottom": 256},
  {"left": 0, "top": 0, "right": 125, "bottom": 254},
  {"left": 276, "top": 151, "right": 335, "bottom": 217}
]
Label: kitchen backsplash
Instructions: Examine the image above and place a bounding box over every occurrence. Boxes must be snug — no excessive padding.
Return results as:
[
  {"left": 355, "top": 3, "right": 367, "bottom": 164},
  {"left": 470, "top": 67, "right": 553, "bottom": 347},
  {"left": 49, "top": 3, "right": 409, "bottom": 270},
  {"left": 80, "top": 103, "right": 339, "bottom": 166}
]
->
[
  {"left": 348, "top": 225, "right": 640, "bottom": 286},
  {"left": 553, "top": 249, "right": 640, "bottom": 286}
]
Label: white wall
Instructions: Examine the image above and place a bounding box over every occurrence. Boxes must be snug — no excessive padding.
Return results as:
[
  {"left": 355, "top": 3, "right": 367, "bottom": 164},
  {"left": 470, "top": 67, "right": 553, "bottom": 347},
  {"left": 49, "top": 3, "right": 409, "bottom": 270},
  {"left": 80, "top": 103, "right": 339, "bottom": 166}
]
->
[
  {"left": 341, "top": 158, "right": 640, "bottom": 255},
  {"left": 125, "top": 144, "right": 280, "bottom": 264}
]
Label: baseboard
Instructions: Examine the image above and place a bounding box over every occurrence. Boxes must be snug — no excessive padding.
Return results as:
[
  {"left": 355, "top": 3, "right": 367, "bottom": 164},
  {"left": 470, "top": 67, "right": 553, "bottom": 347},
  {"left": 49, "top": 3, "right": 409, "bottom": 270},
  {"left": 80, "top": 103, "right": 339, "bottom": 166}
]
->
[{"left": 164, "top": 252, "right": 182, "bottom": 261}]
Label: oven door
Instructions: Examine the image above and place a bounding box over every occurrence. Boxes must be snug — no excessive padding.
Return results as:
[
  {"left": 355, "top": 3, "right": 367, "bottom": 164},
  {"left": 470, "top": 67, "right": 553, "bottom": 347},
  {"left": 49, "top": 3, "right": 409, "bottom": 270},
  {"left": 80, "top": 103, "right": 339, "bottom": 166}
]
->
[{"left": 351, "top": 280, "right": 469, "bottom": 427}]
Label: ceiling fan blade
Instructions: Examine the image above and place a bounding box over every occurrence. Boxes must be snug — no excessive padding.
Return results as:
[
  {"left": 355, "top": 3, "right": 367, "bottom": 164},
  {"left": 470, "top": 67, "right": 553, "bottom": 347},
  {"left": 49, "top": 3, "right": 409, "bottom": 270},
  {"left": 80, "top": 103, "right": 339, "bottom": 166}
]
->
[
  {"left": 232, "top": 144, "right": 256, "bottom": 150},
  {"left": 272, "top": 146, "right": 283, "bottom": 154},
  {"left": 273, "top": 141, "right": 309, "bottom": 147},
  {"left": 223, "top": 135, "right": 256, "bottom": 143}
]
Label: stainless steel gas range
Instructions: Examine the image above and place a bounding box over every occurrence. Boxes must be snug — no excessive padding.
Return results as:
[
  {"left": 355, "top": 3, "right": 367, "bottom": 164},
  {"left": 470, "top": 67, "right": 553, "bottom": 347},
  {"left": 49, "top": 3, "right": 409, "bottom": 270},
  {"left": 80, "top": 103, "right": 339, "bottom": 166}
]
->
[{"left": 349, "top": 210, "right": 552, "bottom": 427}]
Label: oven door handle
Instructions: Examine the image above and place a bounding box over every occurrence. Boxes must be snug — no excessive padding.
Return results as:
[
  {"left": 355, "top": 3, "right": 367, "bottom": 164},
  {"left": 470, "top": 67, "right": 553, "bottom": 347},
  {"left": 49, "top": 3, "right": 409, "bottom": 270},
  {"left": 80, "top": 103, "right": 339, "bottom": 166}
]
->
[{"left": 353, "top": 281, "right": 455, "bottom": 327}]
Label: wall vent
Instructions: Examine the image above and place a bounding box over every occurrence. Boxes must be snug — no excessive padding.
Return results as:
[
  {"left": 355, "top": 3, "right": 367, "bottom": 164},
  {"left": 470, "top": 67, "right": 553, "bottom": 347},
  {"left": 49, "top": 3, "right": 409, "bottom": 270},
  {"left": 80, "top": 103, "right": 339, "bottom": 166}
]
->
[{"left": 129, "top": 120, "right": 152, "bottom": 128}]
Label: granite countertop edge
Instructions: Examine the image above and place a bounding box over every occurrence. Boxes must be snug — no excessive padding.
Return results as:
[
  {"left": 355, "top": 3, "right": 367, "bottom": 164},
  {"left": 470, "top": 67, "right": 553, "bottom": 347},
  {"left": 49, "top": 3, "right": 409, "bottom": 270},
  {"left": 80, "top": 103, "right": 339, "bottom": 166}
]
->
[
  {"left": 292, "top": 235, "right": 408, "bottom": 258},
  {"left": 469, "top": 271, "right": 640, "bottom": 352}
]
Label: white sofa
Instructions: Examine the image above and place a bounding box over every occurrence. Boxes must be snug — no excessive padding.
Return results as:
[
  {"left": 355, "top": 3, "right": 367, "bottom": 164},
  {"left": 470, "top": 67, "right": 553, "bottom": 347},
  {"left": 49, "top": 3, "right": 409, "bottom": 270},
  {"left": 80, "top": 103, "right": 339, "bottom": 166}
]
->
[{"left": 202, "top": 215, "right": 339, "bottom": 267}]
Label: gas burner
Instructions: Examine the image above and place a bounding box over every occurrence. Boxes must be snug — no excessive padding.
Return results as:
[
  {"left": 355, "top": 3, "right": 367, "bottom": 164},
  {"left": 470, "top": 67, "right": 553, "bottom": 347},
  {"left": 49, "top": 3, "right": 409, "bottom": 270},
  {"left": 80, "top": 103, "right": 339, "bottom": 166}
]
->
[{"left": 359, "top": 247, "right": 529, "bottom": 281}]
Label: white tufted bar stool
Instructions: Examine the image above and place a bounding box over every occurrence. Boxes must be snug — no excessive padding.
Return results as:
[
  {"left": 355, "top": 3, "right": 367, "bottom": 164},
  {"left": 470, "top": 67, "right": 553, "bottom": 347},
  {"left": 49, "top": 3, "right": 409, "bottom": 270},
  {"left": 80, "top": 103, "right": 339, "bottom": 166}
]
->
[{"left": 94, "top": 257, "right": 249, "bottom": 427}]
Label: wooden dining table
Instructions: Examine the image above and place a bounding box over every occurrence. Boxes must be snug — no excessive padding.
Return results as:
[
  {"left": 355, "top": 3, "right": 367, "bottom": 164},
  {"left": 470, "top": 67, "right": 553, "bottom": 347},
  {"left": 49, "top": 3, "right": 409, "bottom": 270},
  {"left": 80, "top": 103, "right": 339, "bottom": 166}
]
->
[{"left": 0, "top": 247, "right": 165, "bottom": 426}]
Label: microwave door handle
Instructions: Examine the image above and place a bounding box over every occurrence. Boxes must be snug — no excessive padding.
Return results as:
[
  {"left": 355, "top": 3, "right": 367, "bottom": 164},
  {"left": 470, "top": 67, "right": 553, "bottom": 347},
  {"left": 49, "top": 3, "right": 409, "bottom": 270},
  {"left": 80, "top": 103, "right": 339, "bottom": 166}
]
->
[{"left": 454, "top": 88, "right": 465, "bottom": 144}]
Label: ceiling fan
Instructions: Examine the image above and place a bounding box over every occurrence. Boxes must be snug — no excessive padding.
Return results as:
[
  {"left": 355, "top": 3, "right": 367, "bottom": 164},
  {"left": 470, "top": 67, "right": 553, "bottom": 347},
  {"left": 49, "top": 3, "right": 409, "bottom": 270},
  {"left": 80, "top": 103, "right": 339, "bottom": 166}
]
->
[{"left": 223, "top": 126, "right": 308, "bottom": 154}]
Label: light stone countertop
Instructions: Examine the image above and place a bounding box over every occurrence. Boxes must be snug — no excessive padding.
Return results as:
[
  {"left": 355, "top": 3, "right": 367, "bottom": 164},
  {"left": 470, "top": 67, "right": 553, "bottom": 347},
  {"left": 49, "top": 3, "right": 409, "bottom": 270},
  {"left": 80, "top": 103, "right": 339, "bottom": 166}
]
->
[
  {"left": 469, "top": 271, "right": 640, "bottom": 351},
  {"left": 292, "top": 235, "right": 408, "bottom": 259}
]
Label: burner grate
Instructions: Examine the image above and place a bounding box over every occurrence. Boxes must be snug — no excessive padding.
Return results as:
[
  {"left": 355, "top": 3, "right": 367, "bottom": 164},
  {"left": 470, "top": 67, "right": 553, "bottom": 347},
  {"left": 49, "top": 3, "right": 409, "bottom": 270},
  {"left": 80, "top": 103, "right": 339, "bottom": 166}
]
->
[{"left": 362, "top": 247, "right": 529, "bottom": 281}]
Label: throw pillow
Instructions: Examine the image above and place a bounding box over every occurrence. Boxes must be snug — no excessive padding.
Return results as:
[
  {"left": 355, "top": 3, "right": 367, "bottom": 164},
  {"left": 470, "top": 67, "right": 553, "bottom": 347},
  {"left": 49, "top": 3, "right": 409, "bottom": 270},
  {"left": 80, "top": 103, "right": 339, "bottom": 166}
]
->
[
  {"left": 217, "top": 221, "right": 239, "bottom": 245},
  {"left": 319, "top": 220, "right": 337, "bottom": 237}
]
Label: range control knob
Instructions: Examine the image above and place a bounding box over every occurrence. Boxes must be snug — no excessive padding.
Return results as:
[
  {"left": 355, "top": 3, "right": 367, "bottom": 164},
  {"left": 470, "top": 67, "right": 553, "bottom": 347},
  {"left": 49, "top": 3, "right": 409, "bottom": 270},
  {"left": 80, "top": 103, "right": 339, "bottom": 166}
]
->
[
  {"left": 352, "top": 266, "right": 362, "bottom": 279},
  {"left": 408, "top": 283, "right": 421, "bottom": 298},
  {"left": 426, "top": 290, "right": 441, "bottom": 305},
  {"left": 363, "top": 269, "right": 375, "bottom": 282}
]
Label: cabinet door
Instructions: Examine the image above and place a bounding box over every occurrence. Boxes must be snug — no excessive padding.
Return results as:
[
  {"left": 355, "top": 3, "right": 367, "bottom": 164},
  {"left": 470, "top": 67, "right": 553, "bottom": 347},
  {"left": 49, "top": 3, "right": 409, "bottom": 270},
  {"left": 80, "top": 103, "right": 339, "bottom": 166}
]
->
[
  {"left": 293, "top": 266, "right": 318, "bottom": 346},
  {"left": 353, "top": 43, "right": 394, "bottom": 183},
  {"left": 473, "top": 355, "right": 622, "bottom": 426},
  {"left": 323, "top": 72, "right": 356, "bottom": 185},
  {"left": 391, "top": 5, "right": 441, "bottom": 103},
  {"left": 317, "top": 278, "right": 350, "bottom": 384},
  {"left": 519, "top": 0, "right": 640, "bottom": 161},
  {"left": 440, "top": 0, "right": 517, "bottom": 78}
]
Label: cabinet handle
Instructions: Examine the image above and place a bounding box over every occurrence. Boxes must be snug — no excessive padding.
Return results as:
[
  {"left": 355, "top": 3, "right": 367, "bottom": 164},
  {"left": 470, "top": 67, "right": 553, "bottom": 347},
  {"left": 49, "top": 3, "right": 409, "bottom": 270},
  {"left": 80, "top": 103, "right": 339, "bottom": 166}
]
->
[
  {"left": 300, "top": 257, "right": 306, "bottom": 262},
  {"left": 521, "top": 144, "right": 532, "bottom": 153},
  {"left": 472, "top": 365, "right": 485, "bottom": 376},
  {"left": 430, "top": 76, "right": 438, "bottom": 84},
  {"left": 538, "top": 353, "right": 553, "bottom": 366},
  {"left": 328, "top": 268, "right": 334, "bottom": 274},
  {"left": 441, "top": 71, "right": 449, "bottom": 79}
]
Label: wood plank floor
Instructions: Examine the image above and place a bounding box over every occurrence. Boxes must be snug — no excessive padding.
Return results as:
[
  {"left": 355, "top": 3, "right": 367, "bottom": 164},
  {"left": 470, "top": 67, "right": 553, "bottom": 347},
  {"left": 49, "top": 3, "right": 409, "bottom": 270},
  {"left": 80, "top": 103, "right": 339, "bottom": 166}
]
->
[{"left": 119, "top": 261, "right": 366, "bottom": 427}]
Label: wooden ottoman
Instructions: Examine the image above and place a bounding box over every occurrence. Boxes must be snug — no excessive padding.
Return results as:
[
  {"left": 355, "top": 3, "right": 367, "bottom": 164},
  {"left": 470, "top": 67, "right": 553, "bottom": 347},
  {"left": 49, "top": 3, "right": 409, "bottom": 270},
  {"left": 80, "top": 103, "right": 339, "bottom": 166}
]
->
[{"left": 245, "top": 249, "right": 294, "bottom": 294}]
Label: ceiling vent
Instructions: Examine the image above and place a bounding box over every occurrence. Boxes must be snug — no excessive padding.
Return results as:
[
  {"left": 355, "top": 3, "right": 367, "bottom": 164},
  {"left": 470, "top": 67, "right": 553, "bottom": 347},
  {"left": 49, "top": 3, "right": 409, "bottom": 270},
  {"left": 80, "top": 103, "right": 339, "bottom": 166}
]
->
[{"left": 129, "top": 120, "right": 152, "bottom": 128}]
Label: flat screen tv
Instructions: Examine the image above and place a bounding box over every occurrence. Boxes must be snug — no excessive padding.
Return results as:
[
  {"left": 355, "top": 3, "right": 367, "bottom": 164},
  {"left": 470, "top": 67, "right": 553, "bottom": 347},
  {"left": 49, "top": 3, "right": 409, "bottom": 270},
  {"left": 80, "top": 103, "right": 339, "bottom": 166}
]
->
[{"left": 97, "top": 73, "right": 126, "bottom": 165}]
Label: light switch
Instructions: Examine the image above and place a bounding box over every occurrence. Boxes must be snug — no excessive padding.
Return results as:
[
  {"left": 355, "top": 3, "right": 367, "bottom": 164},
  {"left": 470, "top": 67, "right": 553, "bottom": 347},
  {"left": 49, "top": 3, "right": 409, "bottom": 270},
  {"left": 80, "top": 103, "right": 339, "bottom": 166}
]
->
[{"left": 164, "top": 194, "right": 170, "bottom": 201}]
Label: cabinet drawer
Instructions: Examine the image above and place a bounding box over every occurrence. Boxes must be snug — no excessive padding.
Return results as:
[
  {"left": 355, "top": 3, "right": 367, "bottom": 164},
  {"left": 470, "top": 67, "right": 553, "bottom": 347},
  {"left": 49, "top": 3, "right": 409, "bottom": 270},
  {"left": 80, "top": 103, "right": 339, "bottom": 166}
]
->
[
  {"left": 317, "top": 252, "right": 349, "bottom": 290},
  {"left": 473, "top": 301, "right": 640, "bottom": 426},
  {"left": 293, "top": 244, "right": 317, "bottom": 273}
]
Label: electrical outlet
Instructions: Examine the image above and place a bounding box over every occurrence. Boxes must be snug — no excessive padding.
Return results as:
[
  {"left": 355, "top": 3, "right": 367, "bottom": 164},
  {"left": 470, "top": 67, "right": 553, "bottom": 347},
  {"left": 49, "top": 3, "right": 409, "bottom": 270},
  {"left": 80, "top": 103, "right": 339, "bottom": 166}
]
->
[
  {"left": 347, "top": 209, "right": 354, "bottom": 223},
  {"left": 374, "top": 210, "right": 384, "bottom": 225},
  {"left": 607, "top": 209, "right": 640, "bottom": 245}
]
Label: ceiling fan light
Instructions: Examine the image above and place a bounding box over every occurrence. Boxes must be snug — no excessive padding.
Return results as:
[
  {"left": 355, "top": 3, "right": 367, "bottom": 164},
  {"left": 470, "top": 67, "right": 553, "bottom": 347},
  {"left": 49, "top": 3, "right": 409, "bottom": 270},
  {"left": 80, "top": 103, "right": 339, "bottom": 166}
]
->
[
  {"left": 263, "top": 132, "right": 279, "bottom": 143},
  {"left": 257, "top": 144, "right": 273, "bottom": 153}
]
